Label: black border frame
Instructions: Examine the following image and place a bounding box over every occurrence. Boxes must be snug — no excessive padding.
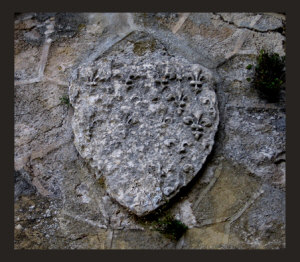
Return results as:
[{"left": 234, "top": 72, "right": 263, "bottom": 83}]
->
[{"left": 5, "top": 0, "right": 298, "bottom": 259}]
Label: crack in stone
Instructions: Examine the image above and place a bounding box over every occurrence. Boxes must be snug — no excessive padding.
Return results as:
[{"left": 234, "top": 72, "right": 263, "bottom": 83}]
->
[
  {"left": 214, "top": 13, "right": 263, "bottom": 68},
  {"left": 74, "top": 234, "right": 88, "bottom": 241},
  {"left": 216, "top": 38, "right": 260, "bottom": 69},
  {"left": 15, "top": 99, "right": 65, "bottom": 119},
  {"left": 30, "top": 140, "right": 72, "bottom": 161},
  {"left": 15, "top": 117, "right": 65, "bottom": 150},
  {"left": 215, "top": 13, "right": 285, "bottom": 35}
]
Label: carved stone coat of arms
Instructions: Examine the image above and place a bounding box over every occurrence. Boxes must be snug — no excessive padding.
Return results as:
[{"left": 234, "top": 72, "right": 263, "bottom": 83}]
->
[{"left": 69, "top": 31, "right": 219, "bottom": 216}]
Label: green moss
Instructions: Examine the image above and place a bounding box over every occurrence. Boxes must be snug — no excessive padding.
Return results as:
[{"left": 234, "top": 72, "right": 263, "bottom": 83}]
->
[
  {"left": 153, "top": 215, "right": 188, "bottom": 240},
  {"left": 78, "top": 23, "right": 86, "bottom": 31},
  {"left": 247, "top": 49, "right": 285, "bottom": 102},
  {"left": 59, "top": 95, "right": 70, "bottom": 106},
  {"left": 136, "top": 203, "right": 188, "bottom": 240},
  {"left": 97, "top": 177, "right": 106, "bottom": 189},
  {"left": 246, "top": 64, "right": 253, "bottom": 70},
  {"left": 133, "top": 40, "right": 156, "bottom": 56}
]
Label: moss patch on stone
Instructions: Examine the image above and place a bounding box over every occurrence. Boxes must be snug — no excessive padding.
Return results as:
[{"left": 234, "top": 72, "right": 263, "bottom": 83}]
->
[
  {"left": 77, "top": 23, "right": 86, "bottom": 31},
  {"left": 133, "top": 40, "right": 156, "bottom": 56},
  {"left": 138, "top": 212, "right": 188, "bottom": 241},
  {"left": 247, "top": 50, "right": 285, "bottom": 102},
  {"left": 154, "top": 215, "right": 188, "bottom": 240},
  {"left": 97, "top": 176, "right": 106, "bottom": 189},
  {"left": 59, "top": 95, "right": 70, "bottom": 106}
]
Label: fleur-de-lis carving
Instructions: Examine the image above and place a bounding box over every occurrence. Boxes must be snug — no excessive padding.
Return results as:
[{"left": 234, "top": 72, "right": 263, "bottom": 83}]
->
[
  {"left": 188, "top": 69, "right": 205, "bottom": 94},
  {"left": 155, "top": 82, "right": 167, "bottom": 94},
  {"left": 178, "top": 140, "right": 192, "bottom": 154},
  {"left": 125, "top": 73, "right": 139, "bottom": 91},
  {"left": 183, "top": 111, "right": 204, "bottom": 140},
  {"left": 165, "top": 91, "right": 188, "bottom": 115},
  {"left": 154, "top": 66, "right": 177, "bottom": 94},
  {"left": 87, "top": 68, "right": 99, "bottom": 86},
  {"left": 154, "top": 76, "right": 170, "bottom": 93}
]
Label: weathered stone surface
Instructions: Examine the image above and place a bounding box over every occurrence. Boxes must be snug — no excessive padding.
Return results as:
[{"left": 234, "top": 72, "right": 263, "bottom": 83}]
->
[
  {"left": 14, "top": 195, "right": 63, "bottom": 249},
  {"left": 111, "top": 229, "right": 176, "bottom": 249},
  {"left": 14, "top": 12, "right": 285, "bottom": 249},
  {"left": 14, "top": 170, "right": 37, "bottom": 200},
  {"left": 217, "top": 13, "right": 284, "bottom": 32},
  {"left": 14, "top": 45, "right": 41, "bottom": 80},
  {"left": 228, "top": 183, "right": 285, "bottom": 249},
  {"left": 180, "top": 223, "right": 229, "bottom": 249},
  {"left": 69, "top": 31, "right": 219, "bottom": 216},
  {"left": 191, "top": 160, "right": 261, "bottom": 224}
]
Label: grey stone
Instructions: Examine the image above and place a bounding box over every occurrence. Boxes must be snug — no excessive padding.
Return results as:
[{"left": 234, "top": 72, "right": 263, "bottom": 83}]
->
[
  {"left": 229, "top": 184, "right": 285, "bottom": 248},
  {"left": 14, "top": 169, "right": 37, "bottom": 200},
  {"left": 69, "top": 31, "right": 219, "bottom": 216},
  {"left": 54, "top": 13, "right": 87, "bottom": 39},
  {"left": 218, "top": 13, "right": 284, "bottom": 32}
]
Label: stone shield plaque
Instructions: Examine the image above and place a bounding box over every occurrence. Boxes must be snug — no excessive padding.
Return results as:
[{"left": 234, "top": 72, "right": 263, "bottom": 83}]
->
[{"left": 69, "top": 32, "right": 219, "bottom": 216}]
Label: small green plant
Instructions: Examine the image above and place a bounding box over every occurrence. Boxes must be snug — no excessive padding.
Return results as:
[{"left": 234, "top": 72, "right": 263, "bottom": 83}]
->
[
  {"left": 59, "top": 95, "right": 70, "bottom": 106},
  {"left": 97, "top": 177, "right": 106, "bottom": 189},
  {"left": 246, "top": 64, "right": 253, "bottom": 70},
  {"left": 246, "top": 50, "right": 285, "bottom": 102},
  {"left": 154, "top": 215, "right": 188, "bottom": 240},
  {"left": 78, "top": 23, "right": 86, "bottom": 31}
]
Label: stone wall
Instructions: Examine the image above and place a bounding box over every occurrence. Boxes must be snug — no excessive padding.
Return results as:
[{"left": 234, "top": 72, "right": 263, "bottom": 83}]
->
[{"left": 14, "top": 12, "right": 286, "bottom": 249}]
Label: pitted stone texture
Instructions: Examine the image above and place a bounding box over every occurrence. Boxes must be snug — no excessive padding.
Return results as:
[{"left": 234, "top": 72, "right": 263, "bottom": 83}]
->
[{"left": 69, "top": 31, "right": 219, "bottom": 216}]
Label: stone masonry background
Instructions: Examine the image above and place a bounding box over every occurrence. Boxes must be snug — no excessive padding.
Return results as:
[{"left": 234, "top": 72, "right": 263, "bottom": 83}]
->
[{"left": 14, "top": 12, "right": 286, "bottom": 249}]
